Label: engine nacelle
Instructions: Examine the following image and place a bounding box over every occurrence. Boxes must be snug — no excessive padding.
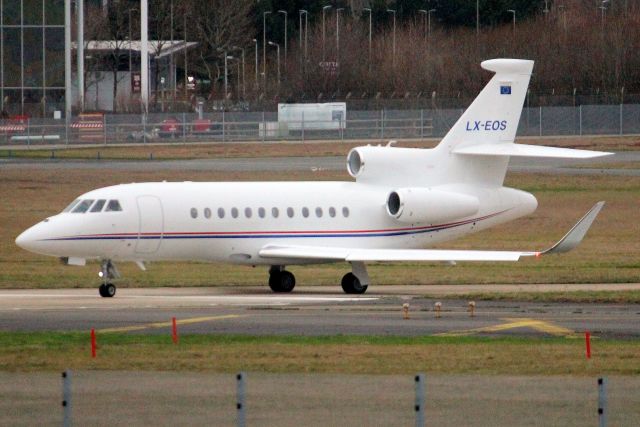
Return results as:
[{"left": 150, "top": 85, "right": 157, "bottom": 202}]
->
[
  {"left": 347, "top": 145, "right": 430, "bottom": 185},
  {"left": 386, "top": 187, "right": 480, "bottom": 224}
]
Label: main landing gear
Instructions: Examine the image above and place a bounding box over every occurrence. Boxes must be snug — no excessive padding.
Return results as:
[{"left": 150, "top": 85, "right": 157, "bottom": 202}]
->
[
  {"left": 267, "top": 262, "right": 370, "bottom": 294},
  {"left": 268, "top": 266, "right": 296, "bottom": 293},
  {"left": 98, "top": 259, "right": 119, "bottom": 298}
]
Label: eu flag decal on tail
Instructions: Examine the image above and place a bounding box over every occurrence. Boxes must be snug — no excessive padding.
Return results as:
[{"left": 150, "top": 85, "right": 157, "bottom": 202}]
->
[{"left": 500, "top": 85, "right": 512, "bottom": 95}]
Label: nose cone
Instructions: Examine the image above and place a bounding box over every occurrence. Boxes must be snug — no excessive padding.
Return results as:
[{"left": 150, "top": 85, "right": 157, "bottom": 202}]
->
[
  {"left": 16, "top": 226, "right": 38, "bottom": 252},
  {"left": 15, "top": 221, "right": 55, "bottom": 256}
]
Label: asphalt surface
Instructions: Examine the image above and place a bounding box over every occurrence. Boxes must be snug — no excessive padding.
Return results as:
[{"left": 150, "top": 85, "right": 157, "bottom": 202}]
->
[
  {"left": 0, "top": 151, "right": 639, "bottom": 175},
  {"left": 1, "top": 286, "right": 639, "bottom": 339}
]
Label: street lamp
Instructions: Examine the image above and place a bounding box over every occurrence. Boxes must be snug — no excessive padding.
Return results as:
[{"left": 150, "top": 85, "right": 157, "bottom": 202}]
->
[
  {"left": 418, "top": 10, "right": 427, "bottom": 44},
  {"left": 268, "top": 41, "right": 280, "bottom": 84},
  {"left": 428, "top": 9, "right": 436, "bottom": 37},
  {"left": 129, "top": 8, "right": 138, "bottom": 76},
  {"left": 363, "top": 8, "right": 372, "bottom": 68},
  {"left": 322, "top": 5, "right": 332, "bottom": 61},
  {"left": 224, "top": 53, "right": 234, "bottom": 99},
  {"left": 336, "top": 8, "right": 343, "bottom": 62},
  {"left": 278, "top": 10, "right": 287, "bottom": 66},
  {"left": 507, "top": 9, "right": 516, "bottom": 34},
  {"left": 232, "top": 46, "right": 246, "bottom": 99},
  {"left": 299, "top": 10, "right": 309, "bottom": 65},
  {"left": 476, "top": 0, "right": 480, "bottom": 36},
  {"left": 252, "top": 39, "right": 258, "bottom": 86},
  {"left": 387, "top": 9, "right": 396, "bottom": 67},
  {"left": 263, "top": 11, "right": 271, "bottom": 89}
]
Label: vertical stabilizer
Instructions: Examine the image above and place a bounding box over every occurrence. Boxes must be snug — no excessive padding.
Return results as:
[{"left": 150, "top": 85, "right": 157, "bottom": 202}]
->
[{"left": 434, "top": 59, "right": 534, "bottom": 186}]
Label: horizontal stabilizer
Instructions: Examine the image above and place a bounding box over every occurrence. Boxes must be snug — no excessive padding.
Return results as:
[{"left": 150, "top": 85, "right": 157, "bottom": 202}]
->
[
  {"left": 453, "top": 143, "right": 612, "bottom": 159},
  {"left": 259, "top": 202, "right": 605, "bottom": 263}
]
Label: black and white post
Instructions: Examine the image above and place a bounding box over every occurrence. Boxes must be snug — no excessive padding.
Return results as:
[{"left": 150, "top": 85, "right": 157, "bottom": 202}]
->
[{"left": 415, "top": 373, "right": 425, "bottom": 427}]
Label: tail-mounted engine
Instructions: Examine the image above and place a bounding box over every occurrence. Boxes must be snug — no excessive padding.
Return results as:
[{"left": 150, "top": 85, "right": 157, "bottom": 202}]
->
[{"left": 386, "top": 187, "right": 479, "bottom": 224}]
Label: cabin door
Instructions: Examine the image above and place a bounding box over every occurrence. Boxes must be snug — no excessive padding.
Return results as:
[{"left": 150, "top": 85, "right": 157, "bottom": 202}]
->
[{"left": 135, "top": 196, "right": 164, "bottom": 254}]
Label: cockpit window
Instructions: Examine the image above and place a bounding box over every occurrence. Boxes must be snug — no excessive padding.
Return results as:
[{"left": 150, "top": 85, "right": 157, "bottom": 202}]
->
[
  {"left": 105, "top": 200, "right": 122, "bottom": 212},
  {"left": 71, "top": 199, "right": 94, "bottom": 213},
  {"left": 90, "top": 199, "right": 106, "bottom": 213},
  {"left": 62, "top": 199, "right": 80, "bottom": 213}
]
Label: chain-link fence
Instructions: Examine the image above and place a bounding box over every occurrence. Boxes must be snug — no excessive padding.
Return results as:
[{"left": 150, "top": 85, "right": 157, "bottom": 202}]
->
[{"left": 1, "top": 104, "right": 639, "bottom": 146}]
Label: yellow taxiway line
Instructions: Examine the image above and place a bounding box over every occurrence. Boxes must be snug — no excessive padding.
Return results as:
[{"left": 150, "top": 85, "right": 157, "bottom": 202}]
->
[
  {"left": 98, "top": 314, "right": 244, "bottom": 333},
  {"left": 436, "top": 317, "right": 577, "bottom": 338}
]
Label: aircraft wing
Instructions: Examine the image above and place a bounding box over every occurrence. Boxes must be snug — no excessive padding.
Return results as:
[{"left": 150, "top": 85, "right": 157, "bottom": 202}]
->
[{"left": 259, "top": 202, "right": 605, "bottom": 263}]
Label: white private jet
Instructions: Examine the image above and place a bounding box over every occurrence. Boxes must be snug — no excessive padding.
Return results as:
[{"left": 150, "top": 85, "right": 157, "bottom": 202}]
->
[{"left": 16, "top": 59, "right": 611, "bottom": 297}]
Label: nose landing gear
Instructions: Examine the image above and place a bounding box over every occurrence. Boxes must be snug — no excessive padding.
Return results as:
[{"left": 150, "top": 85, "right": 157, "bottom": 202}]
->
[{"left": 98, "top": 260, "right": 119, "bottom": 298}]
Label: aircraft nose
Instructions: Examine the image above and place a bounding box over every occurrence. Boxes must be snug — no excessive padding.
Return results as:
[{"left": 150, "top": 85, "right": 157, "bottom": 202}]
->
[{"left": 15, "top": 227, "right": 36, "bottom": 251}]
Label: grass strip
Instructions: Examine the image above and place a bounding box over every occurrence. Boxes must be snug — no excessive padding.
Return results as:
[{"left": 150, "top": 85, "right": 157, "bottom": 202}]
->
[
  {"left": 424, "top": 290, "right": 640, "bottom": 304},
  {"left": 1, "top": 332, "right": 638, "bottom": 375}
]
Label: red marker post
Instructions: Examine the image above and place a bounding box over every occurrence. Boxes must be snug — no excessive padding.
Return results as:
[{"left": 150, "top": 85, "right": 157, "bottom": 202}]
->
[
  {"left": 172, "top": 317, "right": 178, "bottom": 344},
  {"left": 90, "top": 328, "right": 97, "bottom": 358},
  {"left": 585, "top": 331, "right": 591, "bottom": 359}
]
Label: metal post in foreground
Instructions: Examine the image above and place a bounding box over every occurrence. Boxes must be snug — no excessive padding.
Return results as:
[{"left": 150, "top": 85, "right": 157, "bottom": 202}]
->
[
  {"left": 415, "top": 373, "right": 425, "bottom": 427},
  {"left": 236, "top": 372, "right": 246, "bottom": 427},
  {"left": 62, "top": 371, "right": 72, "bottom": 427},
  {"left": 598, "top": 377, "right": 608, "bottom": 427}
]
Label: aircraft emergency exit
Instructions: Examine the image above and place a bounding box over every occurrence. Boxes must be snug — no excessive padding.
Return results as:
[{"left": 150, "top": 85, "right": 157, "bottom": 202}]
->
[{"left": 16, "top": 59, "right": 611, "bottom": 297}]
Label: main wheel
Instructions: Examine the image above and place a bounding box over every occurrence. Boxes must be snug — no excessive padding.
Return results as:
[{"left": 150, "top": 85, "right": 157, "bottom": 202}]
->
[
  {"left": 269, "top": 270, "right": 296, "bottom": 293},
  {"left": 98, "top": 284, "right": 107, "bottom": 297},
  {"left": 341, "top": 273, "right": 368, "bottom": 294}
]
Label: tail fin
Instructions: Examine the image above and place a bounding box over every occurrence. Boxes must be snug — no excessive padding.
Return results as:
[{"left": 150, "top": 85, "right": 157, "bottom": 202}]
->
[{"left": 434, "top": 59, "right": 533, "bottom": 186}]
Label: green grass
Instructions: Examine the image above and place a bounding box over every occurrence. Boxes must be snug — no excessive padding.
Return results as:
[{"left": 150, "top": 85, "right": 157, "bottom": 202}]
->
[
  {"left": 425, "top": 290, "right": 640, "bottom": 304},
  {"left": 1, "top": 332, "right": 638, "bottom": 375}
]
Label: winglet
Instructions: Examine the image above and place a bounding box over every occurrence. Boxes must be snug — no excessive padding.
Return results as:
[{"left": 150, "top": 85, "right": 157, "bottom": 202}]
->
[{"left": 538, "top": 202, "right": 605, "bottom": 255}]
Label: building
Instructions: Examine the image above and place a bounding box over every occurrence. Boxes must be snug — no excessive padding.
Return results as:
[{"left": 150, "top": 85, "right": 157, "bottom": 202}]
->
[{"left": 1, "top": 0, "right": 66, "bottom": 117}]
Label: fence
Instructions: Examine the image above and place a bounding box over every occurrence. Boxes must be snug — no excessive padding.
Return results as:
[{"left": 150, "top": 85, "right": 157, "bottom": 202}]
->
[
  {"left": 1, "top": 371, "right": 635, "bottom": 426},
  {"left": 1, "top": 104, "right": 639, "bottom": 146}
]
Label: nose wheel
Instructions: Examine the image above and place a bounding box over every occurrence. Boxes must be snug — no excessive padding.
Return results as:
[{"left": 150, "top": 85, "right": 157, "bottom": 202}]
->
[
  {"left": 99, "top": 283, "right": 116, "bottom": 298},
  {"left": 98, "top": 259, "right": 119, "bottom": 298}
]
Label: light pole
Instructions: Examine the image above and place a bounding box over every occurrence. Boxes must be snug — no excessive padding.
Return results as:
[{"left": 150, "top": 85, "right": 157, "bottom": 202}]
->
[
  {"left": 252, "top": 39, "right": 258, "bottom": 86},
  {"left": 336, "top": 8, "right": 343, "bottom": 62},
  {"left": 263, "top": 11, "right": 271, "bottom": 90},
  {"left": 232, "top": 46, "right": 246, "bottom": 99},
  {"left": 507, "top": 9, "right": 516, "bottom": 34},
  {"left": 224, "top": 53, "right": 234, "bottom": 99},
  {"left": 476, "top": 0, "right": 480, "bottom": 36},
  {"left": 322, "top": 5, "right": 331, "bottom": 61},
  {"left": 299, "top": 10, "right": 309, "bottom": 65},
  {"left": 183, "top": 12, "right": 188, "bottom": 98},
  {"left": 387, "top": 9, "right": 396, "bottom": 67},
  {"left": 129, "top": 8, "right": 137, "bottom": 79},
  {"left": 418, "top": 10, "right": 427, "bottom": 44},
  {"left": 278, "top": 10, "right": 287, "bottom": 66},
  {"left": 363, "top": 8, "right": 372, "bottom": 68},
  {"left": 268, "top": 41, "right": 280, "bottom": 84},
  {"left": 428, "top": 9, "right": 436, "bottom": 37},
  {"left": 599, "top": 1, "right": 608, "bottom": 29}
]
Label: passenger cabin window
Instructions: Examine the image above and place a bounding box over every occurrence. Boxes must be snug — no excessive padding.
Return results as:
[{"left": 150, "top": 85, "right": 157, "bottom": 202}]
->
[
  {"left": 245, "top": 208, "right": 252, "bottom": 218},
  {"left": 342, "top": 207, "right": 350, "bottom": 217},
  {"left": 105, "top": 200, "right": 123, "bottom": 212},
  {"left": 218, "top": 208, "right": 225, "bottom": 219},
  {"left": 190, "top": 208, "right": 198, "bottom": 219},
  {"left": 72, "top": 199, "right": 94, "bottom": 213},
  {"left": 302, "top": 207, "right": 309, "bottom": 218},
  {"left": 231, "top": 208, "right": 239, "bottom": 218},
  {"left": 272, "top": 207, "right": 279, "bottom": 218},
  {"left": 287, "top": 207, "right": 294, "bottom": 218},
  {"left": 316, "top": 207, "right": 323, "bottom": 218},
  {"left": 329, "top": 207, "right": 336, "bottom": 218},
  {"left": 258, "top": 207, "right": 266, "bottom": 218},
  {"left": 62, "top": 199, "right": 80, "bottom": 213},
  {"left": 90, "top": 199, "right": 106, "bottom": 213},
  {"left": 204, "top": 208, "right": 212, "bottom": 219}
]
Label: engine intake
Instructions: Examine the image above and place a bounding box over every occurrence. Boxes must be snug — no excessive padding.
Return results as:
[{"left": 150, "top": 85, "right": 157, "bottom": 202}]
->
[{"left": 386, "top": 188, "right": 479, "bottom": 224}]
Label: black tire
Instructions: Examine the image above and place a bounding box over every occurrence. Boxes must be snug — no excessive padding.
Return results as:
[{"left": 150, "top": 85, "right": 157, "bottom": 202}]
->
[
  {"left": 98, "top": 284, "right": 107, "bottom": 297},
  {"left": 341, "top": 273, "right": 368, "bottom": 294},
  {"left": 104, "top": 283, "right": 116, "bottom": 298},
  {"left": 269, "top": 270, "right": 296, "bottom": 293}
]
